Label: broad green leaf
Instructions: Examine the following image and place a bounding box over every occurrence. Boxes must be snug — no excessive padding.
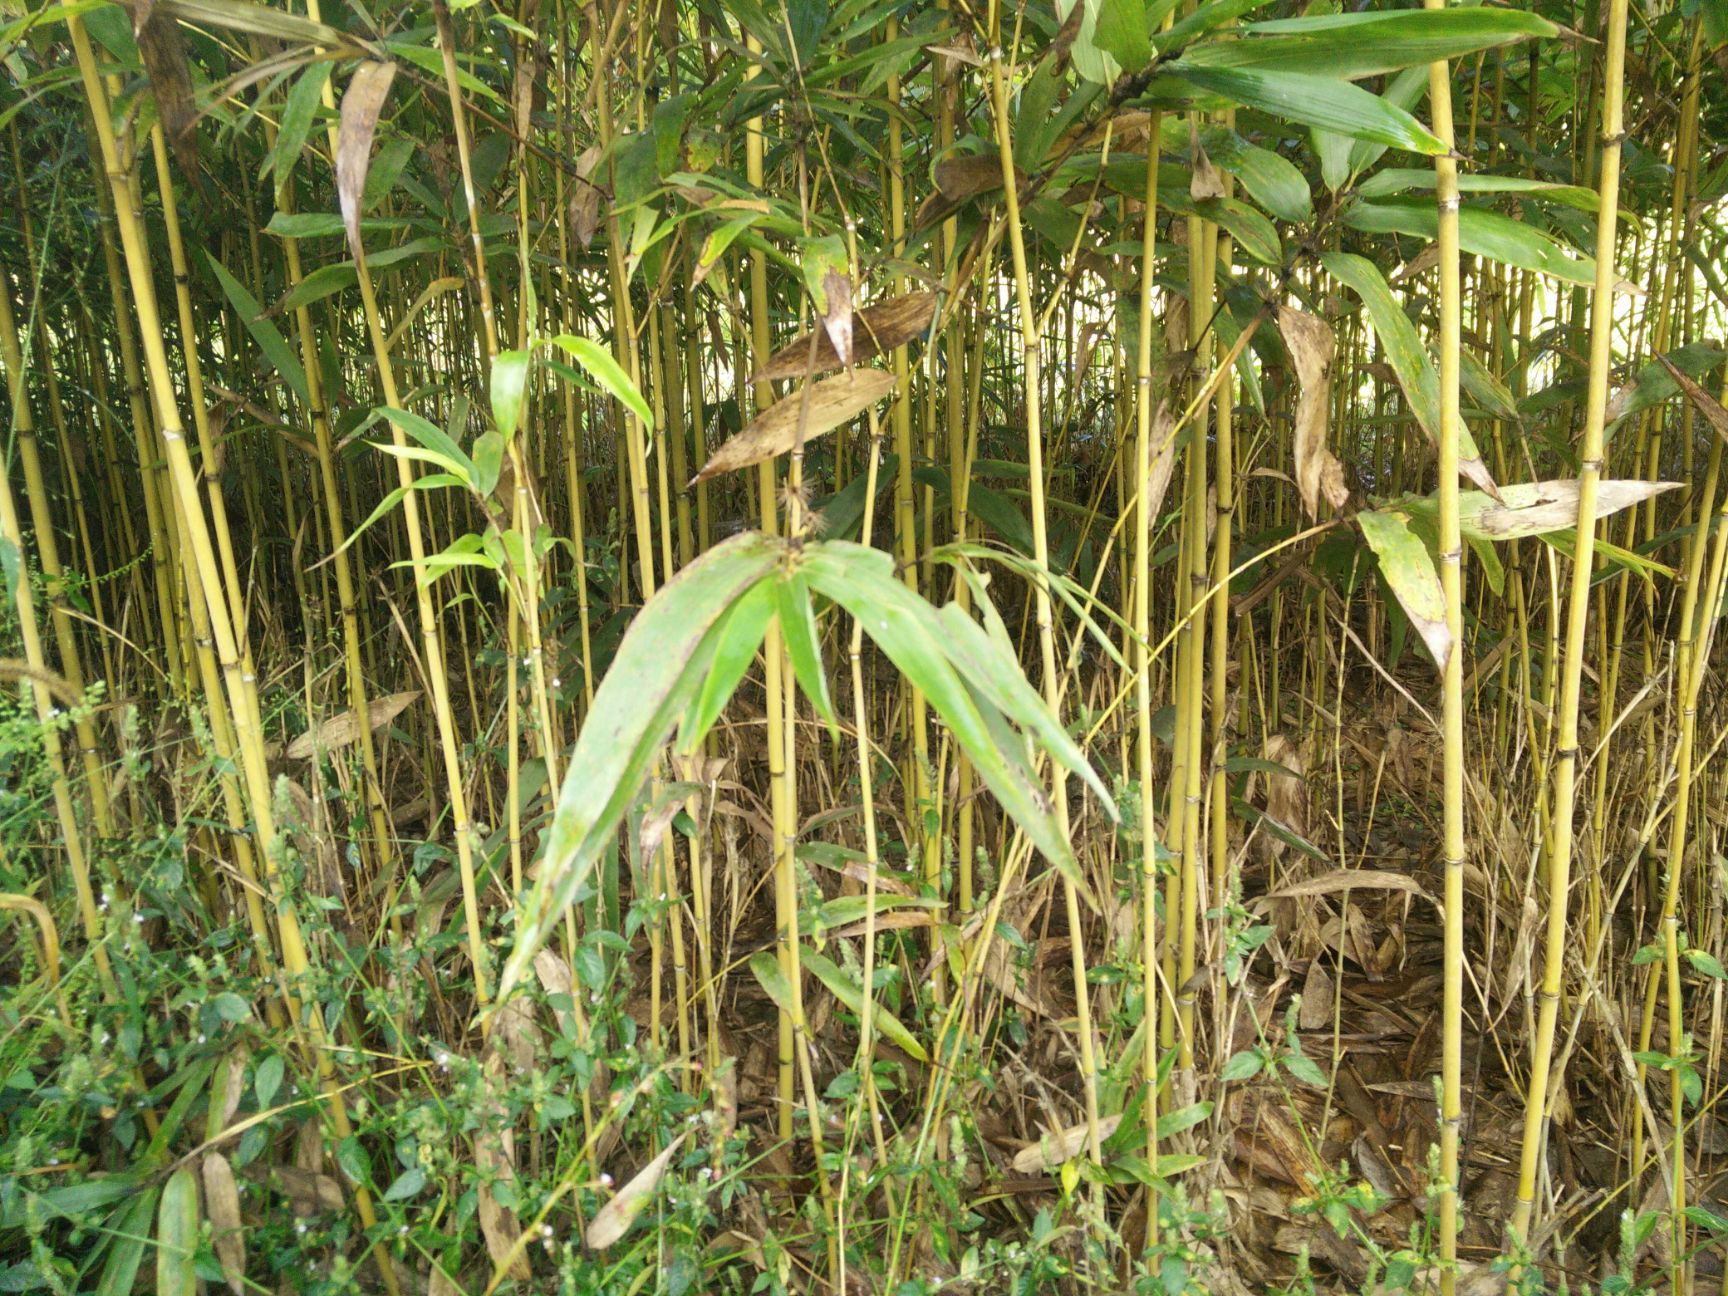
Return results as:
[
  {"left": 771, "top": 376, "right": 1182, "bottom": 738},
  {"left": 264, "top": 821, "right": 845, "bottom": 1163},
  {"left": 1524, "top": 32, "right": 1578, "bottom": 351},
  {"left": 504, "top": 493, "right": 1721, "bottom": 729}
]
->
[
  {"left": 1094, "top": 0, "right": 1151, "bottom": 73},
  {"left": 1356, "top": 168, "right": 1601, "bottom": 216},
  {"left": 1345, "top": 66, "right": 1429, "bottom": 177},
  {"left": 471, "top": 430, "right": 505, "bottom": 497},
  {"left": 1155, "top": 1100, "right": 1213, "bottom": 1140},
  {"left": 1167, "top": 64, "right": 1445, "bottom": 155},
  {"left": 1199, "top": 126, "right": 1311, "bottom": 222},
  {"left": 1459, "top": 351, "right": 1520, "bottom": 422},
  {"left": 776, "top": 572, "right": 838, "bottom": 736},
  {"left": 268, "top": 62, "right": 330, "bottom": 205},
  {"left": 1321, "top": 250, "right": 1495, "bottom": 494},
  {"left": 800, "top": 542, "right": 1103, "bottom": 907},
  {"left": 490, "top": 348, "right": 532, "bottom": 441},
  {"left": 1185, "top": 8, "right": 1553, "bottom": 79},
  {"left": 748, "top": 949, "right": 797, "bottom": 1018},
  {"left": 1196, "top": 195, "right": 1280, "bottom": 265},
  {"left": 1358, "top": 507, "right": 1450, "bottom": 671},
  {"left": 498, "top": 532, "right": 782, "bottom": 1004},
  {"left": 680, "top": 577, "right": 776, "bottom": 751},
  {"left": 204, "top": 253, "right": 308, "bottom": 408},
  {"left": 95, "top": 1190, "right": 159, "bottom": 1296},
  {"left": 1343, "top": 200, "right": 1595, "bottom": 285},
  {"left": 800, "top": 946, "right": 929, "bottom": 1061},
  {"left": 366, "top": 406, "right": 475, "bottom": 479},
  {"left": 1057, "top": 0, "right": 1122, "bottom": 86},
  {"left": 547, "top": 334, "right": 654, "bottom": 430},
  {"left": 156, "top": 1169, "right": 199, "bottom": 1296}
]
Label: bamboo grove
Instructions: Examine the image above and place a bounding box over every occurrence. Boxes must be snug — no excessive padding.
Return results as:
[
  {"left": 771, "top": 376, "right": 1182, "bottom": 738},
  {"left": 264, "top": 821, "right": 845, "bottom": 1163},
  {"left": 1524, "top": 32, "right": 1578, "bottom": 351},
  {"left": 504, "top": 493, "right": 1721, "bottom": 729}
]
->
[{"left": 1, "top": 0, "right": 1727, "bottom": 1291}]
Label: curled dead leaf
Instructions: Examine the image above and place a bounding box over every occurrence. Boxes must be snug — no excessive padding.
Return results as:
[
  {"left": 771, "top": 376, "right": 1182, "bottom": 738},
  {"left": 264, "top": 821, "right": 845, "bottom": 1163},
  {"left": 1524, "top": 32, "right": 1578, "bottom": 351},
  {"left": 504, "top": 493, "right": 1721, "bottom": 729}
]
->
[
  {"left": 693, "top": 369, "right": 895, "bottom": 484},
  {"left": 1277, "top": 305, "right": 1348, "bottom": 519},
  {"left": 752, "top": 291, "right": 937, "bottom": 384},
  {"left": 336, "top": 61, "right": 398, "bottom": 261}
]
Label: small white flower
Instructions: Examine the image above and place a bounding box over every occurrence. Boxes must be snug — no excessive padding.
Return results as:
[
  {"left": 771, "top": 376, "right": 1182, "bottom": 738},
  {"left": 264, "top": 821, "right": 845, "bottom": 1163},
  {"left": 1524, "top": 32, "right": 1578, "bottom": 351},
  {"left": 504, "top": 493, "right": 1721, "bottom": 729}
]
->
[{"left": 599, "top": 1172, "right": 614, "bottom": 1188}]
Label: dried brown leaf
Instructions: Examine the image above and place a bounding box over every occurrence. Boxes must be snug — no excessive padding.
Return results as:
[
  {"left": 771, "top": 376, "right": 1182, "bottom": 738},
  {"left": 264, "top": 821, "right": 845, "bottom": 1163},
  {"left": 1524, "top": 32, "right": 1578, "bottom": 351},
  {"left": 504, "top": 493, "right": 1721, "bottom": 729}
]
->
[
  {"left": 1278, "top": 305, "right": 1348, "bottom": 520},
  {"left": 694, "top": 369, "right": 894, "bottom": 484},
  {"left": 1656, "top": 352, "right": 1728, "bottom": 441},
  {"left": 285, "top": 690, "right": 419, "bottom": 761},
  {"left": 1190, "top": 145, "right": 1226, "bottom": 201},
  {"left": 202, "top": 1153, "right": 246, "bottom": 1295},
  {"left": 753, "top": 291, "right": 937, "bottom": 384},
  {"left": 131, "top": 1, "right": 201, "bottom": 191},
  {"left": 336, "top": 61, "right": 398, "bottom": 261},
  {"left": 1010, "top": 1114, "right": 1123, "bottom": 1173},
  {"left": 586, "top": 1135, "right": 686, "bottom": 1250},
  {"left": 1470, "top": 479, "right": 1680, "bottom": 539},
  {"left": 1263, "top": 869, "right": 1429, "bottom": 901}
]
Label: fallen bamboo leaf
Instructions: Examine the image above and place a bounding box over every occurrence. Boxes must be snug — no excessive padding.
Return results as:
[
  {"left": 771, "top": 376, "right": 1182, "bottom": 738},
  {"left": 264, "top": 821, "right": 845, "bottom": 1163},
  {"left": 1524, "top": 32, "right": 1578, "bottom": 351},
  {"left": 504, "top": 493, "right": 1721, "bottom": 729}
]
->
[
  {"left": 201, "top": 1153, "right": 246, "bottom": 1296},
  {"left": 1010, "top": 1114, "right": 1123, "bottom": 1173},
  {"left": 285, "top": 690, "right": 419, "bottom": 760},
  {"left": 1263, "top": 868, "right": 1430, "bottom": 900},
  {"left": 585, "top": 1135, "right": 686, "bottom": 1250}
]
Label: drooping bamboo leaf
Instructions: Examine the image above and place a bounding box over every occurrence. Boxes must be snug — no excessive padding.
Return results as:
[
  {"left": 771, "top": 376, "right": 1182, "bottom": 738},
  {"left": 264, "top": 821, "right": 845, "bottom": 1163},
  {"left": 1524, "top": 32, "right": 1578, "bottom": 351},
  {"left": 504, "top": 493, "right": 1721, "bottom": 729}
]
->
[
  {"left": 1343, "top": 200, "right": 1596, "bottom": 286},
  {"left": 799, "top": 542, "right": 1107, "bottom": 907},
  {"left": 267, "top": 61, "right": 330, "bottom": 205},
  {"left": 335, "top": 60, "right": 397, "bottom": 261},
  {"left": 776, "top": 571, "right": 838, "bottom": 737},
  {"left": 799, "top": 945, "right": 928, "bottom": 1061},
  {"left": 545, "top": 334, "right": 654, "bottom": 430},
  {"left": 489, "top": 348, "right": 532, "bottom": 441},
  {"left": 1358, "top": 508, "right": 1450, "bottom": 671},
  {"left": 204, "top": 252, "right": 308, "bottom": 408},
  {"left": 497, "top": 532, "right": 782, "bottom": 1005},
  {"left": 1321, "top": 250, "right": 1496, "bottom": 495}
]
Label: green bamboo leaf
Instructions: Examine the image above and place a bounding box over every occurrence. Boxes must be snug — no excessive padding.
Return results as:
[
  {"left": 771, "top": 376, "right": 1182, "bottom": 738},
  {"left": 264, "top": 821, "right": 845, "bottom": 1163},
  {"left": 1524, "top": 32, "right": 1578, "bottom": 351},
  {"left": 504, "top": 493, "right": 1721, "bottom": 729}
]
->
[
  {"left": 680, "top": 578, "right": 776, "bottom": 752},
  {"left": 95, "top": 1190, "right": 159, "bottom": 1296},
  {"left": 748, "top": 950, "right": 797, "bottom": 1018},
  {"left": 1356, "top": 168, "right": 1601, "bottom": 216},
  {"left": 471, "top": 430, "right": 505, "bottom": 497},
  {"left": 1198, "top": 126, "right": 1311, "bottom": 222},
  {"left": 1167, "top": 64, "right": 1445, "bottom": 155},
  {"left": 776, "top": 572, "right": 838, "bottom": 737},
  {"left": 1184, "top": 8, "right": 1553, "bottom": 79},
  {"left": 800, "top": 541, "right": 1103, "bottom": 908},
  {"left": 156, "top": 1169, "right": 199, "bottom": 1296},
  {"left": 1357, "top": 507, "right": 1450, "bottom": 671},
  {"left": 1196, "top": 195, "right": 1280, "bottom": 265},
  {"left": 267, "top": 61, "right": 330, "bottom": 204},
  {"left": 498, "top": 532, "right": 782, "bottom": 1004},
  {"left": 1320, "top": 250, "right": 1496, "bottom": 494},
  {"left": 800, "top": 945, "right": 929, "bottom": 1061},
  {"left": 1094, "top": 0, "right": 1151, "bottom": 74},
  {"left": 490, "top": 348, "right": 532, "bottom": 441},
  {"left": 1343, "top": 199, "right": 1596, "bottom": 286},
  {"left": 546, "top": 334, "right": 653, "bottom": 431},
  {"left": 364, "top": 406, "right": 474, "bottom": 479},
  {"left": 204, "top": 252, "right": 308, "bottom": 408}
]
